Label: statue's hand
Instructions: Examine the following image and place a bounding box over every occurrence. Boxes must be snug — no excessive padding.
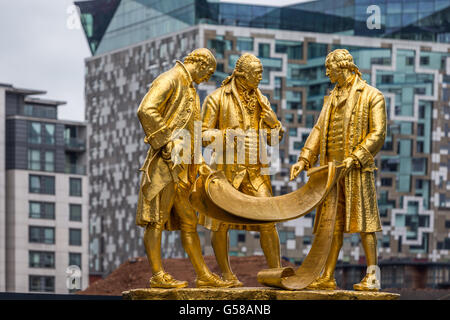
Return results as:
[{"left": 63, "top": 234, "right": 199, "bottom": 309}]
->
[
  {"left": 262, "top": 110, "right": 278, "bottom": 128},
  {"left": 199, "top": 164, "right": 213, "bottom": 176},
  {"left": 343, "top": 156, "right": 358, "bottom": 174},
  {"left": 290, "top": 160, "right": 307, "bottom": 181},
  {"left": 161, "top": 141, "right": 174, "bottom": 160}
]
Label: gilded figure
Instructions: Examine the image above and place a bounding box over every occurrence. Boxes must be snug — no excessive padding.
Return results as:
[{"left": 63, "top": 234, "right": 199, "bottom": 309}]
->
[
  {"left": 136, "top": 48, "right": 232, "bottom": 289},
  {"left": 290, "top": 49, "right": 387, "bottom": 291},
  {"left": 200, "top": 53, "right": 284, "bottom": 287}
]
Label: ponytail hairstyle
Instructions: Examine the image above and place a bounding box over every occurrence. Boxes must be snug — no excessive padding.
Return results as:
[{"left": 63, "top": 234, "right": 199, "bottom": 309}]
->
[{"left": 325, "top": 49, "right": 362, "bottom": 77}]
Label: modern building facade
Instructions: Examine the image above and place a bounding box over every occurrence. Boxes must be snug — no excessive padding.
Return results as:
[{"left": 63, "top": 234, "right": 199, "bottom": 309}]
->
[
  {"left": 0, "top": 84, "right": 89, "bottom": 293},
  {"left": 77, "top": 0, "right": 450, "bottom": 288}
]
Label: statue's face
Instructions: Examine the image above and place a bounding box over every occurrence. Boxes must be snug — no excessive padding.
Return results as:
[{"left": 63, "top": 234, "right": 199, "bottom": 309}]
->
[
  {"left": 193, "top": 63, "right": 215, "bottom": 84},
  {"left": 243, "top": 61, "right": 263, "bottom": 89},
  {"left": 325, "top": 61, "right": 341, "bottom": 84}
]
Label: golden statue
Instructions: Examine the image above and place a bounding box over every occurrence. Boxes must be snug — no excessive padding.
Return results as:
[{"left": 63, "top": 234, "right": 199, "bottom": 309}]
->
[
  {"left": 290, "top": 49, "right": 386, "bottom": 291},
  {"left": 136, "top": 48, "right": 233, "bottom": 289},
  {"left": 199, "top": 53, "right": 284, "bottom": 287}
]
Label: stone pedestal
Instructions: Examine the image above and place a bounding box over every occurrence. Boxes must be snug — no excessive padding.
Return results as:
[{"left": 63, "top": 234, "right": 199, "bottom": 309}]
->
[{"left": 122, "top": 287, "right": 400, "bottom": 300}]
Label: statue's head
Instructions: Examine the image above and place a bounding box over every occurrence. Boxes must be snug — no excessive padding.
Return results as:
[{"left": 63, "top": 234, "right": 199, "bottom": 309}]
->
[
  {"left": 184, "top": 48, "right": 216, "bottom": 84},
  {"left": 234, "top": 53, "right": 263, "bottom": 89},
  {"left": 325, "top": 49, "right": 361, "bottom": 84}
]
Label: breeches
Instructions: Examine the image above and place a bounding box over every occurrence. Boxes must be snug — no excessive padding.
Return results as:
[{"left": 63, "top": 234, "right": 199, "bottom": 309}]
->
[{"left": 155, "top": 181, "right": 197, "bottom": 232}]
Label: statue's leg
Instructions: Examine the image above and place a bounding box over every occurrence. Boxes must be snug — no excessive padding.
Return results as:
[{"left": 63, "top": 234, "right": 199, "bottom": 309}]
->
[
  {"left": 260, "top": 224, "right": 282, "bottom": 268},
  {"left": 211, "top": 224, "right": 233, "bottom": 277},
  {"left": 245, "top": 180, "right": 282, "bottom": 269},
  {"left": 174, "top": 182, "right": 232, "bottom": 288},
  {"left": 354, "top": 232, "right": 380, "bottom": 291},
  {"left": 361, "top": 232, "right": 377, "bottom": 266},
  {"left": 144, "top": 183, "right": 174, "bottom": 274},
  {"left": 144, "top": 225, "right": 164, "bottom": 274},
  {"left": 321, "top": 230, "right": 344, "bottom": 280},
  {"left": 145, "top": 183, "right": 188, "bottom": 288}
]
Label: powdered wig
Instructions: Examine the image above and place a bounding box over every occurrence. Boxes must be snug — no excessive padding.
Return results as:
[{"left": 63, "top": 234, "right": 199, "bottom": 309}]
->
[
  {"left": 221, "top": 53, "right": 262, "bottom": 87},
  {"left": 325, "top": 49, "right": 362, "bottom": 77}
]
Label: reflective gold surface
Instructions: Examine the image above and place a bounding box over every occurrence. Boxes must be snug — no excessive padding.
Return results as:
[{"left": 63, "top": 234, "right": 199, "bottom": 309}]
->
[
  {"left": 135, "top": 48, "right": 387, "bottom": 294},
  {"left": 198, "top": 53, "right": 284, "bottom": 283},
  {"left": 123, "top": 287, "right": 400, "bottom": 300},
  {"left": 288, "top": 49, "right": 386, "bottom": 291},
  {"left": 136, "top": 48, "right": 231, "bottom": 288}
]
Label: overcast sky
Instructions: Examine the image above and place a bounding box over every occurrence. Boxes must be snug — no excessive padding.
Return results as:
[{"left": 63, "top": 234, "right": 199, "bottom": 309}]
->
[{"left": 0, "top": 0, "right": 311, "bottom": 121}]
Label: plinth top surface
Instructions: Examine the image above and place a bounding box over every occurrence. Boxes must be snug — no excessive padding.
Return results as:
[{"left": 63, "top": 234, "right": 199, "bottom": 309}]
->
[{"left": 122, "top": 287, "right": 400, "bottom": 300}]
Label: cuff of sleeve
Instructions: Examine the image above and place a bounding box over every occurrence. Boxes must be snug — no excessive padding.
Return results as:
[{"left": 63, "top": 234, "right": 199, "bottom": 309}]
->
[
  {"left": 352, "top": 145, "right": 374, "bottom": 168},
  {"left": 262, "top": 120, "right": 281, "bottom": 130},
  {"left": 299, "top": 147, "right": 317, "bottom": 166},
  {"left": 299, "top": 157, "right": 310, "bottom": 170},
  {"left": 145, "top": 125, "right": 172, "bottom": 150}
]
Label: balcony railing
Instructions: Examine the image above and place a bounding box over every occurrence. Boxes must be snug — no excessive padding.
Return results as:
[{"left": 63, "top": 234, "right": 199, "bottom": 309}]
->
[
  {"left": 65, "top": 164, "right": 86, "bottom": 175},
  {"left": 65, "top": 137, "right": 86, "bottom": 151}
]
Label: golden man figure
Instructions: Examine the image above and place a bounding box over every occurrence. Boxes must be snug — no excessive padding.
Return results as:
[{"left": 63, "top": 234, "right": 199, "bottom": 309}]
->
[
  {"left": 290, "top": 49, "right": 386, "bottom": 291},
  {"left": 136, "top": 48, "right": 232, "bottom": 289},
  {"left": 200, "top": 53, "right": 284, "bottom": 287}
]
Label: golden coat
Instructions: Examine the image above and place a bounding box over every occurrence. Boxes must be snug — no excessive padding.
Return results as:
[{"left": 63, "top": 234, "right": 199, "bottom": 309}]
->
[
  {"left": 300, "top": 76, "right": 386, "bottom": 234},
  {"left": 201, "top": 77, "right": 283, "bottom": 190},
  {"left": 200, "top": 77, "right": 283, "bottom": 231},
  {"left": 136, "top": 61, "right": 200, "bottom": 228}
]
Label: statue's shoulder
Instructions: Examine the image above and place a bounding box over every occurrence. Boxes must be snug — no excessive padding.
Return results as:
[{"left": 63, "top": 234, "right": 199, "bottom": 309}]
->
[
  {"left": 359, "top": 79, "right": 381, "bottom": 95},
  {"left": 207, "top": 85, "right": 227, "bottom": 100}
]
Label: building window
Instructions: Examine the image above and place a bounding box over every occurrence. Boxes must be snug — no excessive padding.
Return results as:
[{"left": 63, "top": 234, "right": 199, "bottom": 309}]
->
[
  {"left": 44, "top": 151, "right": 55, "bottom": 171},
  {"left": 69, "top": 178, "right": 82, "bottom": 197},
  {"left": 381, "top": 75, "right": 394, "bottom": 84},
  {"left": 258, "top": 43, "right": 270, "bottom": 58},
  {"left": 307, "top": 43, "right": 328, "bottom": 59},
  {"left": 29, "top": 201, "right": 55, "bottom": 219},
  {"left": 29, "top": 275, "right": 55, "bottom": 292},
  {"left": 412, "top": 158, "right": 427, "bottom": 172},
  {"left": 69, "top": 253, "right": 82, "bottom": 269},
  {"left": 28, "top": 149, "right": 41, "bottom": 170},
  {"left": 417, "top": 123, "right": 425, "bottom": 136},
  {"left": 236, "top": 37, "right": 253, "bottom": 51},
  {"left": 416, "top": 141, "right": 424, "bottom": 153},
  {"left": 69, "top": 228, "right": 82, "bottom": 246},
  {"left": 28, "top": 122, "right": 55, "bottom": 145},
  {"left": 381, "top": 178, "right": 393, "bottom": 187},
  {"left": 415, "top": 179, "right": 424, "bottom": 189},
  {"left": 29, "top": 226, "right": 55, "bottom": 244},
  {"left": 69, "top": 204, "right": 82, "bottom": 222},
  {"left": 27, "top": 150, "right": 55, "bottom": 172},
  {"left": 419, "top": 105, "right": 426, "bottom": 119},
  {"left": 405, "top": 56, "right": 414, "bottom": 66},
  {"left": 237, "top": 233, "right": 246, "bottom": 243},
  {"left": 29, "top": 251, "right": 55, "bottom": 268},
  {"left": 306, "top": 115, "right": 315, "bottom": 128},
  {"left": 29, "top": 175, "right": 55, "bottom": 194},
  {"left": 24, "top": 104, "right": 57, "bottom": 119},
  {"left": 420, "top": 56, "right": 430, "bottom": 65},
  {"left": 381, "top": 159, "right": 399, "bottom": 172},
  {"left": 43, "top": 123, "right": 55, "bottom": 145},
  {"left": 28, "top": 122, "right": 41, "bottom": 144},
  {"left": 275, "top": 40, "right": 303, "bottom": 60}
]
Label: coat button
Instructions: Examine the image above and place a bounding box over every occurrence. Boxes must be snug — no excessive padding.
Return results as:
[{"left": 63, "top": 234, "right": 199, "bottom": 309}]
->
[{"left": 189, "top": 97, "right": 194, "bottom": 102}]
